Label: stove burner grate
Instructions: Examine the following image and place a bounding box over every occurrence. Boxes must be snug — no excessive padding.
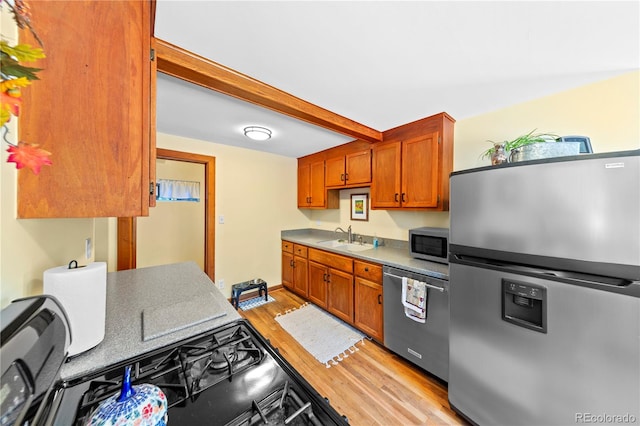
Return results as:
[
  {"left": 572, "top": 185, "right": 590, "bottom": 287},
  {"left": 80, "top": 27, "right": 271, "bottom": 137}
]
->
[
  {"left": 227, "top": 381, "right": 323, "bottom": 426},
  {"left": 181, "top": 323, "right": 263, "bottom": 396},
  {"left": 75, "top": 347, "right": 188, "bottom": 423}
]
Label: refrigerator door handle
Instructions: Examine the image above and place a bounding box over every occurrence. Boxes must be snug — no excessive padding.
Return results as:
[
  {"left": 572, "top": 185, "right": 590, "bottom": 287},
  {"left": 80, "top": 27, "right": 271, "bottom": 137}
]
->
[{"left": 451, "top": 254, "right": 640, "bottom": 294}]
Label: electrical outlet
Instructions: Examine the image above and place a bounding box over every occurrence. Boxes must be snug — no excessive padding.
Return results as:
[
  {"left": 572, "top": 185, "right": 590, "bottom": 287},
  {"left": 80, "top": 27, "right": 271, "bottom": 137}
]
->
[
  {"left": 218, "top": 279, "right": 225, "bottom": 290},
  {"left": 219, "top": 215, "right": 225, "bottom": 224},
  {"left": 85, "top": 238, "right": 92, "bottom": 259}
]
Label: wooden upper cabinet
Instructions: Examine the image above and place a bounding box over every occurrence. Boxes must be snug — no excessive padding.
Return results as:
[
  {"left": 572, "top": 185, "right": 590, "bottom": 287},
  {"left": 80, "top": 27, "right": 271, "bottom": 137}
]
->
[
  {"left": 325, "top": 149, "right": 371, "bottom": 187},
  {"left": 371, "top": 133, "right": 439, "bottom": 209},
  {"left": 371, "top": 112, "right": 455, "bottom": 211},
  {"left": 325, "top": 156, "right": 346, "bottom": 187},
  {"left": 401, "top": 132, "right": 440, "bottom": 208},
  {"left": 297, "top": 163, "right": 312, "bottom": 207},
  {"left": 18, "top": 1, "right": 155, "bottom": 218},
  {"left": 371, "top": 141, "right": 402, "bottom": 208},
  {"left": 297, "top": 159, "right": 326, "bottom": 208}
]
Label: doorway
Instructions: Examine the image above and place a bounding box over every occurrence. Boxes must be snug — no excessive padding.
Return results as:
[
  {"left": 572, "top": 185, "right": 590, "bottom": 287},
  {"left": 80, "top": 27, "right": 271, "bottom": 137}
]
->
[{"left": 117, "top": 149, "right": 216, "bottom": 280}]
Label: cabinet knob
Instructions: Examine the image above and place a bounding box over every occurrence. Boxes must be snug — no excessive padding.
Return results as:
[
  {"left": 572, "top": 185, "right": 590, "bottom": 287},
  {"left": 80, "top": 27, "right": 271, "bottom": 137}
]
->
[{"left": 364, "top": 267, "right": 369, "bottom": 272}]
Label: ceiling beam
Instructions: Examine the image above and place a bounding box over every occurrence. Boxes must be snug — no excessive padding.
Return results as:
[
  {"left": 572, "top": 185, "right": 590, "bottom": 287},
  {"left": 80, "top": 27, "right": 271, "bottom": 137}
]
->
[{"left": 154, "top": 38, "right": 382, "bottom": 143}]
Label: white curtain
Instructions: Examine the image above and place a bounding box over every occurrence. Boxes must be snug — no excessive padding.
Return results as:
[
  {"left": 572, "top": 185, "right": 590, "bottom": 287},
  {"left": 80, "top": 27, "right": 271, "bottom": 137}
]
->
[{"left": 156, "top": 179, "right": 200, "bottom": 201}]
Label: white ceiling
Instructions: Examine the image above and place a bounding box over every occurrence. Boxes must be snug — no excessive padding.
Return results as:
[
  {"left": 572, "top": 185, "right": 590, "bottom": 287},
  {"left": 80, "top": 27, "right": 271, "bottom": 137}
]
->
[{"left": 154, "top": 1, "right": 640, "bottom": 158}]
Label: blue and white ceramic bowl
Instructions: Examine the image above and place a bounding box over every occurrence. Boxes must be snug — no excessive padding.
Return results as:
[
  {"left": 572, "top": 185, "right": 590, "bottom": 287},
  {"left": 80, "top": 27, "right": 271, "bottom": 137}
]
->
[{"left": 85, "top": 366, "right": 168, "bottom": 426}]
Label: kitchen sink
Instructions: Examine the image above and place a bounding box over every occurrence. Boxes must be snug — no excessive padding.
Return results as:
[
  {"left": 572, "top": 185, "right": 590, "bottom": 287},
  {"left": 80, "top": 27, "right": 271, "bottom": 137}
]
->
[{"left": 315, "top": 239, "right": 374, "bottom": 252}]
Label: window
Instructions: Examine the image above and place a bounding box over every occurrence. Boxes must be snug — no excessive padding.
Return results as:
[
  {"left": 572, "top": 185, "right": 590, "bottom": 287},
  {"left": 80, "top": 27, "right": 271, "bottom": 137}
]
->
[{"left": 156, "top": 179, "right": 200, "bottom": 202}]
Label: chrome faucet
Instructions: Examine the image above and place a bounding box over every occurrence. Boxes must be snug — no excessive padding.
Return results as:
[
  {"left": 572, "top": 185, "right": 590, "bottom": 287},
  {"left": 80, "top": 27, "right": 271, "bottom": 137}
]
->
[{"left": 334, "top": 225, "right": 353, "bottom": 243}]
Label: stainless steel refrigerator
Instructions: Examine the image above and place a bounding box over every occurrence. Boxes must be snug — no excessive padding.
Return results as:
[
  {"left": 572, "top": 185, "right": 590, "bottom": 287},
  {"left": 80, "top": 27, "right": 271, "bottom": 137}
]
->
[{"left": 448, "top": 150, "right": 640, "bottom": 425}]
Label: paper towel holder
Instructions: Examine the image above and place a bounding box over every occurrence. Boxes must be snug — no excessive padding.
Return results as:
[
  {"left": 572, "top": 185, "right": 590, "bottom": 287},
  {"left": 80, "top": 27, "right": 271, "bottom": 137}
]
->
[{"left": 68, "top": 260, "right": 85, "bottom": 269}]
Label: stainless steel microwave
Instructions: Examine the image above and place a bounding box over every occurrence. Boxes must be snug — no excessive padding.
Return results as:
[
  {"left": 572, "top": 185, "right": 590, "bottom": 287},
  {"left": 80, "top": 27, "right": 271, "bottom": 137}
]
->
[{"left": 409, "top": 227, "right": 449, "bottom": 264}]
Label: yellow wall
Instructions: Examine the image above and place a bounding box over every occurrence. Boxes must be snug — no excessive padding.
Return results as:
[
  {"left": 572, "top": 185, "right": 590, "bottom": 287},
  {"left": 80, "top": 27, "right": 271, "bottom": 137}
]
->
[
  {"left": 154, "top": 133, "right": 310, "bottom": 297},
  {"left": 455, "top": 70, "right": 640, "bottom": 172},
  {"left": 136, "top": 159, "right": 206, "bottom": 270}
]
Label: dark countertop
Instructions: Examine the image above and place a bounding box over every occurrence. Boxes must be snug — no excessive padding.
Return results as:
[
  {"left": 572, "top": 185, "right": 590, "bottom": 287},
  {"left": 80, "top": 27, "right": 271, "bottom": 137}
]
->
[
  {"left": 281, "top": 229, "right": 449, "bottom": 280},
  {"left": 60, "top": 262, "right": 241, "bottom": 381}
]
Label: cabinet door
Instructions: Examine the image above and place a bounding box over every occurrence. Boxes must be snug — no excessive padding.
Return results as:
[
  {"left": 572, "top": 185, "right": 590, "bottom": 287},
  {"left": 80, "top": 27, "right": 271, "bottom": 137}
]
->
[
  {"left": 401, "top": 132, "right": 440, "bottom": 208},
  {"left": 19, "top": 0, "right": 153, "bottom": 218},
  {"left": 371, "top": 141, "right": 402, "bottom": 208},
  {"left": 325, "top": 156, "right": 346, "bottom": 187},
  {"left": 282, "top": 251, "right": 294, "bottom": 290},
  {"left": 297, "top": 163, "right": 311, "bottom": 207},
  {"left": 345, "top": 149, "right": 372, "bottom": 185},
  {"left": 354, "top": 277, "right": 384, "bottom": 342},
  {"left": 327, "top": 268, "right": 354, "bottom": 324},
  {"left": 308, "top": 262, "right": 328, "bottom": 308},
  {"left": 309, "top": 160, "right": 326, "bottom": 207},
  {"left": 293, "top": 256, "right": 308, "bottom": 297}
]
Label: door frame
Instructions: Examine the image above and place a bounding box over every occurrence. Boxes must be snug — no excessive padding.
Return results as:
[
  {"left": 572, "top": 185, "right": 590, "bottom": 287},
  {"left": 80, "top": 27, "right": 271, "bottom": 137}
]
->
[{"left": 117, "top": 148, "right": 216, "bottom": 281}]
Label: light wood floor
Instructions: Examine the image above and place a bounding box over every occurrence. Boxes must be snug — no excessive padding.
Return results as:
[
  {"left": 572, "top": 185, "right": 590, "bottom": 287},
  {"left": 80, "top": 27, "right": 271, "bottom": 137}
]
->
[{"left": 239, "top": 288, "right": 469, "bottom": 426}]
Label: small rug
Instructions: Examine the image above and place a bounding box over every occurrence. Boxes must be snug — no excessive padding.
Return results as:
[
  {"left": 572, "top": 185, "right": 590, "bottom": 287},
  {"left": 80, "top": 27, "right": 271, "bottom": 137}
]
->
[
  {"left": 238, "top": 295, "right": 276, "bottom": 311},
  {"left": 275, "top": 302, "right": 367, "bottom": 368}
]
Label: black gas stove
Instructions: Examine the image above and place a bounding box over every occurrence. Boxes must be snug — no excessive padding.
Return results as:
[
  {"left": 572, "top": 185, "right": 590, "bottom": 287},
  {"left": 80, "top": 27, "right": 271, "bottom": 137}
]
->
[{"left": 0, "top": 296, "right": 349, "bottom": 425}]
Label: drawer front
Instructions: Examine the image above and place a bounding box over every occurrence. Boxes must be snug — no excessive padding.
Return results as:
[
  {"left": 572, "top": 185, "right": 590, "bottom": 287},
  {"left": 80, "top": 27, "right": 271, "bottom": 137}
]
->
[
  {"left": 282, "top": 240, "right": 294, "bottom": 254},
  {"left": 354, "top": 260, "right": 382, "bottom": 282},
  {"left": 293, "top": 244, "right": 308, "bottom": 258},
  {"left": 309, "top": 248, "right": 353, "bottom": 273}
]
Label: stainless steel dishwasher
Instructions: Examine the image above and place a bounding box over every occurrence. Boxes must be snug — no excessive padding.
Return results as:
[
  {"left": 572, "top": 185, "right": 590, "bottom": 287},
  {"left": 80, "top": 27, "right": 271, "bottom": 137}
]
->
[{"left": 383, "top": 265, "right": 449, "bottom": 381}]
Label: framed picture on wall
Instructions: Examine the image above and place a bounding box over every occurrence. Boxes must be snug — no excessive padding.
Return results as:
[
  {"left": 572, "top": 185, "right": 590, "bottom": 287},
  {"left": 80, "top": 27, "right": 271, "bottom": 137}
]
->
[{"left": 350, "top": 193, "right": 369, "bottom": 221}]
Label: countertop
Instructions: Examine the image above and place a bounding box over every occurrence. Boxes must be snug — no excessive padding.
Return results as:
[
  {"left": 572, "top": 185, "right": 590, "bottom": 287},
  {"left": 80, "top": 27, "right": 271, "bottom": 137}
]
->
[
  {"left": 60, "top": 262, "right": 241, "bottom": 381},
  {"left": 281, "top": 229, "right": 449, "bottom": 280}
]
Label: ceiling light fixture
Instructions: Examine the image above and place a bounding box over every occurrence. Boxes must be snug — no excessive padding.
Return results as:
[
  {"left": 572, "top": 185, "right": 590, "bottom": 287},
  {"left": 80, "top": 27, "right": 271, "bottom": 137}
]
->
[{"left": 243, "top": 126, "right": 272, "bottom": 141}]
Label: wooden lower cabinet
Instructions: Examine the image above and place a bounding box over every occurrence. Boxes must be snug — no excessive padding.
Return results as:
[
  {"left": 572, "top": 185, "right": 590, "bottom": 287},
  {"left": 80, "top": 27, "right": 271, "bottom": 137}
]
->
[
  {"left": 327, "top": 269, "right": 354, "bottom": 323},
  {"left": 308, "top": 261, "right": 329, "bottom": 309},
  {"left": 284, "top": 243, "right": 384, "bottom": 340},
  {"left": 281, "top": 241, "right": 308, "bottom": 297},
  {"left": 282, "top": 251, "right": 294, "bottom": 290},
  {"left": 308, "top": 261, "right": 353, "bottom": 323},
  {"left": 292, "top": 256, "right": 308, "bottom": 297},
  {"left": 354, "top": 260, "right": 384, "bottom": 342},
  {"left": 354, "top": 277, "right": 383, "bottom": 342}
]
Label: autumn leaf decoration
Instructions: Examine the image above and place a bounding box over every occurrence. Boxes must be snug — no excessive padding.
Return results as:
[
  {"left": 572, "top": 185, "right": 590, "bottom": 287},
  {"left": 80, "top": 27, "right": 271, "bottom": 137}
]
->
[{"left": 1, "top": 0, "right": 50, "bottom": 174}]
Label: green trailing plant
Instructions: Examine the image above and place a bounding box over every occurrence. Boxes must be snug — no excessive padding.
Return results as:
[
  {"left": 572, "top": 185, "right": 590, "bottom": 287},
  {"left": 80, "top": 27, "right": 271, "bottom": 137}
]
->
[{"left": 480, "top": 129, "right": 559, "bottom": 160}]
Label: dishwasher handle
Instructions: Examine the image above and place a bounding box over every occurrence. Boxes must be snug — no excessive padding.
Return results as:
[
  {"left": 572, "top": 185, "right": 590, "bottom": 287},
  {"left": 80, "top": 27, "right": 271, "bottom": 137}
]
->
[{"left": 383, "top": 272, "right": 446, "bottom": 292}]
